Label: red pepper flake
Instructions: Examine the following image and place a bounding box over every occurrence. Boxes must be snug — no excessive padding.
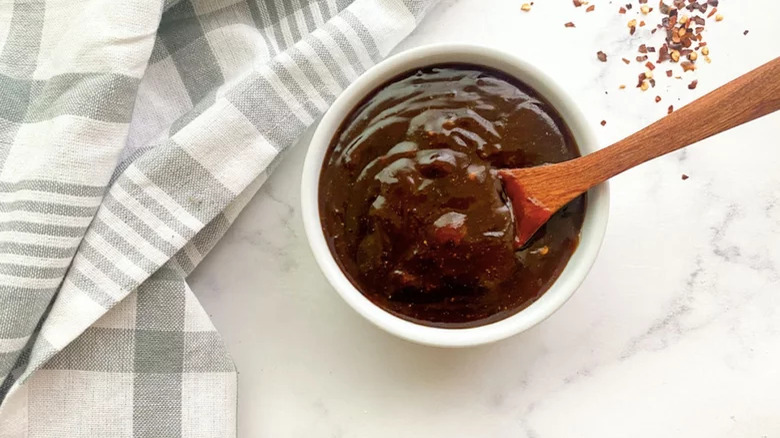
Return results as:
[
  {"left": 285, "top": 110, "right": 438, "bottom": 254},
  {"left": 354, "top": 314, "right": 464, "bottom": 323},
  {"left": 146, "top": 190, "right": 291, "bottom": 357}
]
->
[
  {"left": 688, "top": 79, "right": 698, "bottom": 89},
  {"left": 573, "top": 0, "right": 583, "bottom": 6},
  {"left": 743, "top": 30, "right": 749, "bottom": 35},
  {"left": 637, "top": 72, "right": 647, "bottom": 87},
  {"left": 577, "top": 0, "right": 718, "bottom": 98},
  {"left": 681, "top": 174, "right": 689, "bottom": 180},
  {"left": 600, "top": 120, "right": 607, "bottom": 126},
  {"left": 658, "top": 45, "right": 670, "bottom": 63},
  {"left": 668, "top": 105, "right": 675, "bottom": 114},
  {"left": 681, "top": 61, "right": 696, "bottom": 72},
  {"left": 655, "top": 96, "right": 662, "bottom": 103},
  {"left": 586, "top": 5, "right": 595, "bottom": 12},
  {"left": 565, "top": 21, "right": 576, "bottom": 28}
]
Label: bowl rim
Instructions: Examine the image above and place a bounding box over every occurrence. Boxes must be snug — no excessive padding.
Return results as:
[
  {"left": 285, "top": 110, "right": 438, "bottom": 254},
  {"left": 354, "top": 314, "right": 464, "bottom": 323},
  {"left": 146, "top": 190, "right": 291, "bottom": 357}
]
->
[{"left": 301, "top": 43, "right": 610, "bottom": 347}]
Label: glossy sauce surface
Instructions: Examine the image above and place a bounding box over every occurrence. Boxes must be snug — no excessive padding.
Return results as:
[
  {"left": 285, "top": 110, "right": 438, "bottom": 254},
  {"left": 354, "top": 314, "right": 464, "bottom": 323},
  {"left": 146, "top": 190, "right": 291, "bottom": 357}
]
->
[{"left": 319, "top": 65, "right": 585, "bottom": 328}]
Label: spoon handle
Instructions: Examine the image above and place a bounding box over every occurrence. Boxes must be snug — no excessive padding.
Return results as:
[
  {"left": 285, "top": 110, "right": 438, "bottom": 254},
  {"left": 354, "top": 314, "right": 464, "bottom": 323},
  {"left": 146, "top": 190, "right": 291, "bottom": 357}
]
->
[{"left": 573, "top": 56, "right": 780, "bottom": 190}]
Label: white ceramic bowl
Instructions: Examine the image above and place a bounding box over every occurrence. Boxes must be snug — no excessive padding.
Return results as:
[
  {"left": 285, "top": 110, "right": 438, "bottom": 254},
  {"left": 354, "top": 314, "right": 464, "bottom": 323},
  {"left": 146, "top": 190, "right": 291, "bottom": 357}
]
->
[{"left": 301, "top": 44, "right": 609, "bottom": 347}]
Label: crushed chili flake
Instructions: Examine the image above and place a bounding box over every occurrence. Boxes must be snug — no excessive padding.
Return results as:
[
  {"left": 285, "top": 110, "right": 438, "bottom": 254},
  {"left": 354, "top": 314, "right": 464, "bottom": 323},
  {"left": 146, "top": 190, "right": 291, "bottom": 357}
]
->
[
  {"left": 668, "top": 105, "right": 675, "bottom": 114},
  {"left": 655, "top": 95, "right": 662, "bottom": 102},
  {"left": 560, "top": 0, "right": 724, "bottom": 101},
  {"left": 637, "top": 72, "right": 647, "bottom": 87},
  {"left": 600, "top": 120, "right": 607, "bottom": 126},
  {"left": 688, "top": 79, "right": 698, "bottom": 89},
  {"left": 743, "top": 29, "right": 749, "bottom": 35},
  {"left": 658, "top": 45, "right": 670, "bottom": 62},
  {"left": 681, "top": 61, "right": 696, "bottom": 72},
  {"left": 681, "top": 174, "right": 689, "bottom": 180}
]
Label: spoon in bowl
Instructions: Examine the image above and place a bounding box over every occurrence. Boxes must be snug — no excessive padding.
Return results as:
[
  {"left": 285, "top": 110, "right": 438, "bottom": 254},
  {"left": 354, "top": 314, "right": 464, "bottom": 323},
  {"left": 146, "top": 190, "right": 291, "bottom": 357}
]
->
[{"left": 499, "top": 56, "right": 780, "bottom": 248}]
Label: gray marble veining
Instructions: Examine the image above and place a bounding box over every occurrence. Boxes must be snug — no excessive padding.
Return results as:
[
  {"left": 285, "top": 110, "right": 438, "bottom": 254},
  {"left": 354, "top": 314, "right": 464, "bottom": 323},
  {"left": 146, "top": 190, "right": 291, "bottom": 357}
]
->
[{"left": 188, "top": 1, "right": 780, "bottom": 436}]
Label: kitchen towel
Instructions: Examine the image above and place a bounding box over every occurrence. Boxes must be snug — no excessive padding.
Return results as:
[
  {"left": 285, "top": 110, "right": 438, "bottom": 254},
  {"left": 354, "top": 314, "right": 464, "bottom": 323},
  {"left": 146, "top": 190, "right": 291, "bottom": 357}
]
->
[{"left": 0, "top": 0, "right": 437, "bottom": 435}]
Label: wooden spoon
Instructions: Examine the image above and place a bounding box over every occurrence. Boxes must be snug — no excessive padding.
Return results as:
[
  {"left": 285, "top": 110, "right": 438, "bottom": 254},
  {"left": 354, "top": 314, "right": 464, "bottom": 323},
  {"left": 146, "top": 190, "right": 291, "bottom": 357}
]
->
[{"left": 499, "top": 56, "right": 780, "bottom": 248}]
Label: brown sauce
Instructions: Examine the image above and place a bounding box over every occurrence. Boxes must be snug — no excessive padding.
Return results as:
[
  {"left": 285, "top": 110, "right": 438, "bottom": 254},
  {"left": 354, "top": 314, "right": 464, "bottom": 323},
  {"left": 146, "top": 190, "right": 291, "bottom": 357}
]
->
[{"left": 319, "top": 65, "right": 586, "bottom": 328}]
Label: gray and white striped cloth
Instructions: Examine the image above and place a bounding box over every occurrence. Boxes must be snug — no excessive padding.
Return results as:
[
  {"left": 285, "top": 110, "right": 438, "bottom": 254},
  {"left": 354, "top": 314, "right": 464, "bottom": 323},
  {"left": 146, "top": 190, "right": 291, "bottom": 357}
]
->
[{"left": 0, "top": 0, "right": 436, "bottom": 435}]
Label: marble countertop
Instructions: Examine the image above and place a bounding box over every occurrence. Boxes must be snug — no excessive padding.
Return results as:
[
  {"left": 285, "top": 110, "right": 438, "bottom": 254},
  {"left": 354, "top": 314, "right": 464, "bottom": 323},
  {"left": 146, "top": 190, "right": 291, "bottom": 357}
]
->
[{"left": 188, "top": 1, "right": 780, "bottom": 436}]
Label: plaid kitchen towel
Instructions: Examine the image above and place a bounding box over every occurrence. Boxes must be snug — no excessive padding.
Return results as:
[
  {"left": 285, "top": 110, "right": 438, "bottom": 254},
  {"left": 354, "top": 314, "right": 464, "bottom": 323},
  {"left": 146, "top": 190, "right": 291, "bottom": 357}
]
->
[{"left": 0, "top": 0, "right": 438, "bottom": 435}]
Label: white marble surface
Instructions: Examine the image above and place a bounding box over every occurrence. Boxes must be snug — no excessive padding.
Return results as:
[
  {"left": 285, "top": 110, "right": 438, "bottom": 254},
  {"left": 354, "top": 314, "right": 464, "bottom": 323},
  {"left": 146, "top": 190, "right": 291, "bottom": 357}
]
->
[{"left": 188, "top": 1, "right": 780, "bottom": 436}]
